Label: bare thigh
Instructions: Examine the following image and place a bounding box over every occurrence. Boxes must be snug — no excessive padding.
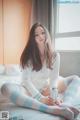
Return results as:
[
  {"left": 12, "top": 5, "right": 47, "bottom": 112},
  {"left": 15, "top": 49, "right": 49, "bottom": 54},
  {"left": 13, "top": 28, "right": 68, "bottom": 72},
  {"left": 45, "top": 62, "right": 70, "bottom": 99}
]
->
[{"left": 57, "top": 80, "right": 67, "bottom": 93}]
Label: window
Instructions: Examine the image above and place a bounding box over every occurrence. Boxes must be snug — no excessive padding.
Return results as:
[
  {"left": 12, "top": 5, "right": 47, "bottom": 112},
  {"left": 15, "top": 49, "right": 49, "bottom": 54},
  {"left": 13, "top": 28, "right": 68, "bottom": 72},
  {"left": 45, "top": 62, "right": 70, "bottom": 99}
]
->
[{"left": 55, "top": 0, "right": 80, "bottom": 51}]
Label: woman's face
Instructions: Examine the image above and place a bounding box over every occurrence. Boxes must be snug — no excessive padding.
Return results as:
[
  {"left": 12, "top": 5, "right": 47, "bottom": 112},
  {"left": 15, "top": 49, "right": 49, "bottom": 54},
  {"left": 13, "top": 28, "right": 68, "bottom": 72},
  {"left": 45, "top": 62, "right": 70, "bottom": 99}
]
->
[{"left": 35, "top": 26, "right": 46, "bottom": 48}]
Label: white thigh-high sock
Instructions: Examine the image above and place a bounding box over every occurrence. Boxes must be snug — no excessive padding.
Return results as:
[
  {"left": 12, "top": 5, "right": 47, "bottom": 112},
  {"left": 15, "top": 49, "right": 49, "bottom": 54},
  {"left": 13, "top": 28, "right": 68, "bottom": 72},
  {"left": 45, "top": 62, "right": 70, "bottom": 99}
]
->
[
  {"left": 1, "top": 83, "right": 74, "bottom": 120},
  {"left": 62, "top": 75, "right": 79, "bottom": 87},
  {"left": 61, "top": 76, "right": 80, "bottom": 117}
]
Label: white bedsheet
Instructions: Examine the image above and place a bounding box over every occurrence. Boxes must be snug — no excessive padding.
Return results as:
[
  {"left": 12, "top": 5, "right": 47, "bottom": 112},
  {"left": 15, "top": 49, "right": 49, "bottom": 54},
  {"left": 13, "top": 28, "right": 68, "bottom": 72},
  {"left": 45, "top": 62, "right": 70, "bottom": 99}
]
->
[{"left": 0, "top": 103, "right": 65, "bottom": 120}]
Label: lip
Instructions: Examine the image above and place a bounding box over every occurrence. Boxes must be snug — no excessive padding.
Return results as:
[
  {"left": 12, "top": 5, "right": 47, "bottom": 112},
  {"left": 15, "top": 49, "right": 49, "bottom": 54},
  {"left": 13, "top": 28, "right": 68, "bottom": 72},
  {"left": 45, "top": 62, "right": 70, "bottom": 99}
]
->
[{"left": 40, "top": 39, "right": 45, "bottom": 42}]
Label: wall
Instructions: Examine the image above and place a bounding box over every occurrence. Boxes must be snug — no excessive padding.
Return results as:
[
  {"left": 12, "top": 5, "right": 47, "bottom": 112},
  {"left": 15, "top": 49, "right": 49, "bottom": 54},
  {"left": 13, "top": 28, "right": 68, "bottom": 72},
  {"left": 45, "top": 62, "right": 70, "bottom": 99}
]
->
[
  {"left": 0, "top": 0, "right": 32, "bottom": 64},
  {"left": 0, "top": 0, "right": 3, "bottom": 63},
  {"left": 59, "top": 51, "right": 80, "bottom": 77}
]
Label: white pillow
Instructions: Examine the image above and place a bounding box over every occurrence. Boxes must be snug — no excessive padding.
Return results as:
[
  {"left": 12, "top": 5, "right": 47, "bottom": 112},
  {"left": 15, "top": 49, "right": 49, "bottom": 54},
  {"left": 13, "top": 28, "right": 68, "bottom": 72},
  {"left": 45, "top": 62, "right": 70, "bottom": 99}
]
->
[
  {"left": 5, "top": 64, "right": 22, "bottom": 76},
  {"left": 0, "top": 65, "right": 5, "bottom": 74}
]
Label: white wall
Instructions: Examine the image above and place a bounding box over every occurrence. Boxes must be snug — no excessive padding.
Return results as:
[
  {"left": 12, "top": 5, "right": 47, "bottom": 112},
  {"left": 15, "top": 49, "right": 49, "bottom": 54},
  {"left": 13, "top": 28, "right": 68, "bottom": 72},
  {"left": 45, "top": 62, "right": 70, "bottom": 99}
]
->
[{"left": 59, "top": 51, "right": 80, "bottom": 77}]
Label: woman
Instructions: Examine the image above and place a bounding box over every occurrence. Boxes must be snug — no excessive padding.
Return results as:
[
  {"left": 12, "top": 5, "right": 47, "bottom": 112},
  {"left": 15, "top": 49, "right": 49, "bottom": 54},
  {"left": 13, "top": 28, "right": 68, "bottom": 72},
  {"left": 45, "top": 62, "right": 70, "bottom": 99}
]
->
[
  {"left": 20, "top": 22, "right": 60, "bottom": 105},
  {"left": 1, "top": 23, "right": 80, "bottom": 120}
]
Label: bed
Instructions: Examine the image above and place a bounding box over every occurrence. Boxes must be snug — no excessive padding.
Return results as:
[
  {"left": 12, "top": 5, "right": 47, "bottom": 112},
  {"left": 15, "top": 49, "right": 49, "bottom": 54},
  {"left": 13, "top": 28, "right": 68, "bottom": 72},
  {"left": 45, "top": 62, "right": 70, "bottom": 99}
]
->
[{"left": 0, "top": 64, "right": 80, "bottom": 120}]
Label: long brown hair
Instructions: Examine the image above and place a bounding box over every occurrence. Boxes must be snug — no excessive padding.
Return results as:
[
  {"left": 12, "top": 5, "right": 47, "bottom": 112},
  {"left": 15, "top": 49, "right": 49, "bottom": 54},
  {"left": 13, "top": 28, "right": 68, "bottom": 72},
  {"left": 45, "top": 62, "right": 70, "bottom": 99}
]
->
[{"left": 20, "top": 23, "right": 56, "bottom": 71}]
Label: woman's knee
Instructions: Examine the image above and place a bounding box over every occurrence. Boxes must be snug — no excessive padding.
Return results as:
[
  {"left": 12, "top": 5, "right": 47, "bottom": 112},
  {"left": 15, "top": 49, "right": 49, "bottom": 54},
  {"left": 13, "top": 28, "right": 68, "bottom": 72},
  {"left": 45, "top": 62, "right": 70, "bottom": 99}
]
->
[
  {"left": 63, "top": 75, "right": 79, "bottom": 87},
  {"left": 1, "top": 83, "right": 16, "bottom": 97},
  {"left": 71, "top": 75, "right": 79, "bottom": 80},
  {"left": 70, "top": 75, "right": 80, "bottom": 84},
  {"left": 1, "top": 83, "right": 9, "bottom": 96}
]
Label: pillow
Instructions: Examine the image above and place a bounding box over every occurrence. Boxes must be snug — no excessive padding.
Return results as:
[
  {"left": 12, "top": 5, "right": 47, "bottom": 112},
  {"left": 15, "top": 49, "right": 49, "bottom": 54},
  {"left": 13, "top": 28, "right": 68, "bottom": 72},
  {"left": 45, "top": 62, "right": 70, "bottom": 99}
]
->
[
  {"left": 5, "top": 64, "right": 22, "bottom": 76},
  {"left": 0, "top": 64, "right": 5, "bottom": 75}
]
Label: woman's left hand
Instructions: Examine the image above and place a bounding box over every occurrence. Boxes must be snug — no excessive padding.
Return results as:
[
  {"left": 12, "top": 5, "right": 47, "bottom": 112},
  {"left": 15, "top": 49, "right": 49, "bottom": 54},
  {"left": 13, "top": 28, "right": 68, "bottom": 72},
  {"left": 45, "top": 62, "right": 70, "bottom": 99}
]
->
[{"left": 40, "top": 96, "right": 58, "bottom": 106}]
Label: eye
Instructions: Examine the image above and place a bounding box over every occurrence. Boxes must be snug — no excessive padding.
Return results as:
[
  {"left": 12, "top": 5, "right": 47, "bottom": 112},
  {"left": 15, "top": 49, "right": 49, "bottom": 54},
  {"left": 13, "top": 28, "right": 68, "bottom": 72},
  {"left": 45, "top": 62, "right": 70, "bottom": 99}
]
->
[
  {"left": 35, "top": 34, "right": 39, "bottom": 37},
  {"left": 42, "top": 31, "right": 45, "bottom": 35}
]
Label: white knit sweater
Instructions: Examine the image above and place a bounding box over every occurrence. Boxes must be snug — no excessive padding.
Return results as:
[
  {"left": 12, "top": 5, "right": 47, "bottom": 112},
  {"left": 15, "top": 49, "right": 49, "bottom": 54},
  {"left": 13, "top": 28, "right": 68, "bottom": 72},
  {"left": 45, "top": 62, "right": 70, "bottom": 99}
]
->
[{"left": 21, "top": 52, "right": 60, "bottom": 100}]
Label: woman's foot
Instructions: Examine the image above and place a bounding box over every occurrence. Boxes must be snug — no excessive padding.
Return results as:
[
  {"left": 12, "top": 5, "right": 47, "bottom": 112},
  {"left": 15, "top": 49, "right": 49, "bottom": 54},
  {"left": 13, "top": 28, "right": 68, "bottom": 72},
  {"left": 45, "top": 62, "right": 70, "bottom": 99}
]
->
[
  {"left": 60, "top": 104, "right": 80, "bottom": 118},
  {"left": 49, "top": 105, "right": 74, "bottom": 120},
  {"left": 68, "top": 106, "right": 80, "bottom": 118}
]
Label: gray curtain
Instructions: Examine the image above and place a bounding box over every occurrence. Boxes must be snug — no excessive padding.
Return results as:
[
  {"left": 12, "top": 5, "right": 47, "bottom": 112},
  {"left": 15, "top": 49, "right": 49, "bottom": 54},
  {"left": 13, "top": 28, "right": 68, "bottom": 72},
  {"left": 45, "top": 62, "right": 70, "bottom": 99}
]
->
[{"left": 31, "top": 0, "right": 56, "bottom": 40}]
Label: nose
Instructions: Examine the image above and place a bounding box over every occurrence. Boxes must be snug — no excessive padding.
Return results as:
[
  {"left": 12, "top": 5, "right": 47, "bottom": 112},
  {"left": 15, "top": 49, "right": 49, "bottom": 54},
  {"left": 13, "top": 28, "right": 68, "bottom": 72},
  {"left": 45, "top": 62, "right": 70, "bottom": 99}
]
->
[{"left": 39, "top": 34, "right": 43, "bottom": 40}]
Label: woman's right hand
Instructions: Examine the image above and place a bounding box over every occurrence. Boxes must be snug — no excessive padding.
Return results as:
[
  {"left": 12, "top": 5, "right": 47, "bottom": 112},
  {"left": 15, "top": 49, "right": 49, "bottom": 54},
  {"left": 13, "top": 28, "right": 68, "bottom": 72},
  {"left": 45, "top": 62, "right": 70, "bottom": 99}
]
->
[
  {"left": 40, "top": 96, "right": 55, "bottom": 106},
  {"left": 40, "top": 96, "right": 63, "bottom": 106}
]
